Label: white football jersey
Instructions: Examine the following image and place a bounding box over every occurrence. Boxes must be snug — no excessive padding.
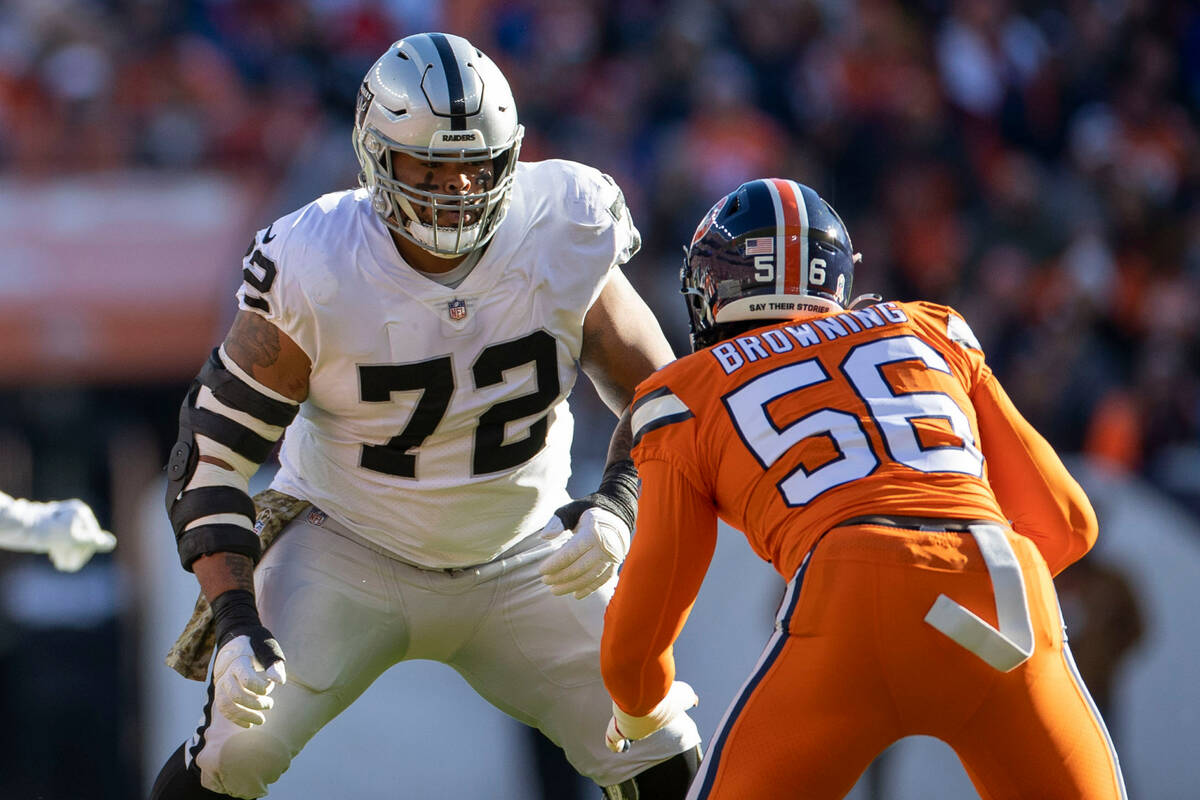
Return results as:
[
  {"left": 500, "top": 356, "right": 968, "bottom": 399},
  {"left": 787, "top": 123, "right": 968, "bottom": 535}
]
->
[{"left": 235, "top": 160, "right": 640, "bottom": 567}]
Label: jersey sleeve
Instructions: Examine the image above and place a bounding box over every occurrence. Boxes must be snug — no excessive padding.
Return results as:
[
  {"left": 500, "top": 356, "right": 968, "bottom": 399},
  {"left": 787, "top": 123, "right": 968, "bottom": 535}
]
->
[
  {"left": 629, "top": 378, "right": 711, "bottom": 497},
  {"left": 601, "top": 456, "right": 718, "bottom": 716},
  {"left": 973, "top": 366, "right": 1098, "bottom": 575},
  {"left": 596, "top": 171, "right": 641, "bottom": 268},
  {"left": 235, "top": 205, "right": 318, "bottom": 361},
  {"left": 557, "top": 162, "right": 643, "bottom": 309},
  {"left": 911, "top": 301, "right": 989, "bottom": 390}
]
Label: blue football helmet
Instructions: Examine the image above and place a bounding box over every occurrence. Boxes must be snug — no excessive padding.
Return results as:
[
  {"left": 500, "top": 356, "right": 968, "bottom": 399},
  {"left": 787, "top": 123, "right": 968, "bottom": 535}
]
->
[{"left": 682, "top": 178, "right": 865, "bottom": 350}]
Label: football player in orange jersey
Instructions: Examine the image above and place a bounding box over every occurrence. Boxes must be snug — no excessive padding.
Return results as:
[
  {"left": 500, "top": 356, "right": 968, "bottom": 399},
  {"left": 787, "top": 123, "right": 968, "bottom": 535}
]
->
[{"left": 599, "top": 178, "right": 1128, "bottom": 799}]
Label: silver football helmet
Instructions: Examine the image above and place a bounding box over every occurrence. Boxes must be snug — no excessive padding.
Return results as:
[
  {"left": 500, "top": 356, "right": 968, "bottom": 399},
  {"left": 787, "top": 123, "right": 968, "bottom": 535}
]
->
[{"left": 353, "top": 33, "right": 524, "bottom": 257}]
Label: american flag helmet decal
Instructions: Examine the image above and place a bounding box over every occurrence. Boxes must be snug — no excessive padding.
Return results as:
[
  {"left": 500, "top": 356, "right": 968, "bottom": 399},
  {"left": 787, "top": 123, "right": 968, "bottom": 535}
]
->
[{"left": 743, "top": 237, "right": 774, "bottom": 256}]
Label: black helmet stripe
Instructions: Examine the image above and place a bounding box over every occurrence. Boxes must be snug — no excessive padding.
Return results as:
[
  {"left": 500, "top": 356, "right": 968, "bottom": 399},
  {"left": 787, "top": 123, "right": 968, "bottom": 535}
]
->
[{"left": 429, "top": 33, "right": 467, "bottom": 130}]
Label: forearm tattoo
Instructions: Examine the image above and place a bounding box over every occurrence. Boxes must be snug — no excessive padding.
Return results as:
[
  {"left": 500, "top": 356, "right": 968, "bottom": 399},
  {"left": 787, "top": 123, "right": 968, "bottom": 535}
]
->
[
  {"left": 606, "top": 408, "right": 635, "bottom": 465},
  {"left": 221, "top": 552, "right": 256, "bottom": 592}
]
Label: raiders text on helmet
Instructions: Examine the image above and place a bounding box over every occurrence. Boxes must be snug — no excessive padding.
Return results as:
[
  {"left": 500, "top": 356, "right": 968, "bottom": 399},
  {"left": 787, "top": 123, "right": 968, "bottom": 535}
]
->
[
  {"left": 681, "top": 179, "right": 864, "bottom": 350},
  {"left": 353, "top": 33, "right": 524, "bottom": 257}
]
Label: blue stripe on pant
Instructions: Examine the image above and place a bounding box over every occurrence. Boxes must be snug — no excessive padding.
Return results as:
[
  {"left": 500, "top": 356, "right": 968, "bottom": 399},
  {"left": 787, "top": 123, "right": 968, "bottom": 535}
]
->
[{"left": 688, "top": 549, "right": 814, "bottom": 799}]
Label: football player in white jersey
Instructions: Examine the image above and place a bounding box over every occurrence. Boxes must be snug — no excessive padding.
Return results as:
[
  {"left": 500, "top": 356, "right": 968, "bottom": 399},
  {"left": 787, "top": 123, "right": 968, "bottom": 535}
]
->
[{"left": 150, "top": 32, "right": 701, "bottom": 800}]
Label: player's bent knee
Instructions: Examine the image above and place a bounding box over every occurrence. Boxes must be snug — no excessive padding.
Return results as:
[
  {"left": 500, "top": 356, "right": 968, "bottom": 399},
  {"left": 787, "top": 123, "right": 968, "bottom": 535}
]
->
[{"left": 194, "top": 730, "right": 293, "bottom": 799}]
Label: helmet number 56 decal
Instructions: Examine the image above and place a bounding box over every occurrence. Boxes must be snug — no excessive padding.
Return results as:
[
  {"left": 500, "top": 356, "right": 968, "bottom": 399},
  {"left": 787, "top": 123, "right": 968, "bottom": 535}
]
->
[
  {"left": 754, "top": 255, "right": 774, "bottom": 282},
  {"left": 809, "top": 257, "right": 826, "bottom": 285}
]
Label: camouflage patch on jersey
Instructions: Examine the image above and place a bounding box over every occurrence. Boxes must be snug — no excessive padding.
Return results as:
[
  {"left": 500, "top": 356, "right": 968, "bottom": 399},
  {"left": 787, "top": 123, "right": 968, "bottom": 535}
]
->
[{"left": 165, "top": 489, "right": 308, "bottom": 681}]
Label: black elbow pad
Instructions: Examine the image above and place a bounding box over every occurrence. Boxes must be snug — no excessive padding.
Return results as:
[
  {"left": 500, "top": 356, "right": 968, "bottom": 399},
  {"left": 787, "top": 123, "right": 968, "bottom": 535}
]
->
[{"left": 165, "top": 349, "right": 299, "bottom": 570}]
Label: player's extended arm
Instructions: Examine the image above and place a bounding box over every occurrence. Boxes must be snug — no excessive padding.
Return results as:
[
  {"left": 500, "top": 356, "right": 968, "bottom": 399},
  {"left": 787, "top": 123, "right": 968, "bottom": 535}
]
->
[
  {"left": 165, "top": 310, "right": 310, "bottom": 726},
  {"left": 538, "top": 269, "right": 676, "bottom": 599},
  {"left": 0, "top": 491, "right": 116, "bottom": 571},
  {"left": 600, "top": 458, "right": 715, "bottom": 750},
  {"left": 973, "top": 371, "right": 1098, "bottom": 575},
  {"left": 579, "top": 267, "right": 675, "bottom": 417}
]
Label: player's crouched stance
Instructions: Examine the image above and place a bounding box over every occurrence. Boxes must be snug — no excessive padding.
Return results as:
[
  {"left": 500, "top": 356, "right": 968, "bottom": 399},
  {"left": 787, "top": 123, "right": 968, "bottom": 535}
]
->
[
  {"left": 600, "top": 179, "right": 1128, "bottom": 799},
  {"left": 149, "top": 32, "right": 700, "bottom": 800}
]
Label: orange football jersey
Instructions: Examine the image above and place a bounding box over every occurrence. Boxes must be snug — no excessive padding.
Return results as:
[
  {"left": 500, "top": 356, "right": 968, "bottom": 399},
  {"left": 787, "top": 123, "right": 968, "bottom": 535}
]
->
[
  {"left": 600, "top": 298, "right": 1117, "bottom": 799},
  {"left": 627, "top": 300, "right": 1092, "bottom": 579},
  {"left": 603, "top": 300, "right": 1097, "bottom": 716}
]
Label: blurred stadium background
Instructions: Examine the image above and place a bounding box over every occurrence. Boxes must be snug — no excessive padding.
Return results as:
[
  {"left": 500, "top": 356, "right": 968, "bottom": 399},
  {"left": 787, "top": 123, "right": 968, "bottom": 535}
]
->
[{"left": 1, "top": 0, "right": 1198, "bottom": 798}]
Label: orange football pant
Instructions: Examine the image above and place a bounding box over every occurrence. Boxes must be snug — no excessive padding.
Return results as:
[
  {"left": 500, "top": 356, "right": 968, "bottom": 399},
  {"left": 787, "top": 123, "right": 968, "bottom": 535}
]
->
[{"left": 687, "top": 523, "right": 1126, "bottom": 800}]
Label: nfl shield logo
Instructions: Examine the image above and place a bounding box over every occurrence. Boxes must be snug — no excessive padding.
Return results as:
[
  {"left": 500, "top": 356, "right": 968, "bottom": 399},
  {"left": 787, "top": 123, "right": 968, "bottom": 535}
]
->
[
  {"left": 448, "top": 299, "right": 468, "bottom": 320},
  {"left": 306, "top": 508, "right": 327, "bottom": 526}
]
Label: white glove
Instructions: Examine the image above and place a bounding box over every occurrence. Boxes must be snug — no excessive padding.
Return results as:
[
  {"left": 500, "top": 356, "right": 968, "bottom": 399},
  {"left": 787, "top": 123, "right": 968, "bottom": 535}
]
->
[
  {"left": 0, "top": 496, "right": 117, "bottom": 572},
  {"left": 538, "top": 506, "right": 630, "bottom": 599},
  {"left": 213, "top": 634, "right": 288, "bottom": 728},
  {"left": 605, "top": 681, "right": 698, "bottom": 753},
  {"left": 41, "top": 499, "right": 117, "bottom": 572}
]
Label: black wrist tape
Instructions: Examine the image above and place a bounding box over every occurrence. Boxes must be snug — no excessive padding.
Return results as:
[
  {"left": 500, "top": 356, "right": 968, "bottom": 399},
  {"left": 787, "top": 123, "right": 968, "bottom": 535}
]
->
[
  {"left": 552, "top": 460, "right": 640, "bottom": 532},
  {"left": 592, "top": 458, "right": 639, "bottom": 531},
  {"left": 210, "top": 589, "right": 263, "bottom": 649}
]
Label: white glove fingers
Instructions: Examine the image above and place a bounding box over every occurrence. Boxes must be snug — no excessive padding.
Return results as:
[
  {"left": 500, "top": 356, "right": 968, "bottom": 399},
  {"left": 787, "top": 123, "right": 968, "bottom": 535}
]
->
[
  {"left": 234, "top": 662, "right": 277, "bottom": 695},
  {"left": 90, "top": 530, "right": 118, "bottom": 551},
  {"left": 221, "top": 674, "right": 275, "bottom": 709},
  {"left": 48, "top": 548, "right": 89, "bottom": 573},
  {"left": 213, "top": 635, "right": 285, "bottom": 727},
  {"left": 217, "top": 696, "right": 268, "bottom": 728},
  {"left": 542, "top": 547, "right": 600, "bottom": 583},
  {"left": 572, "top": 564, "right": 617, "bottom": 599},
  {"left": 538, "top": 535, "right": 589, "bottom": 575},
  {"left": 544, "top": 556, "right": 610, "bottom": 596},
  {"left": 540, "top": 503, "right": 631, "bottom": 600},
  {"left": 29, "top": 498, "right": 115, "bottom": 571},
  {"left": 215, "top": 670, "right": 274, "bottom": 728}
]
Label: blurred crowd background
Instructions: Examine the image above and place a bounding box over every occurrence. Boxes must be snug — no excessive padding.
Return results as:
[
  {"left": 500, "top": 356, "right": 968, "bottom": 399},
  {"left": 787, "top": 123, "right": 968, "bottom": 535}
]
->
[{"left": 0, "top": 0, "right": 1196, "bottom": 798}]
